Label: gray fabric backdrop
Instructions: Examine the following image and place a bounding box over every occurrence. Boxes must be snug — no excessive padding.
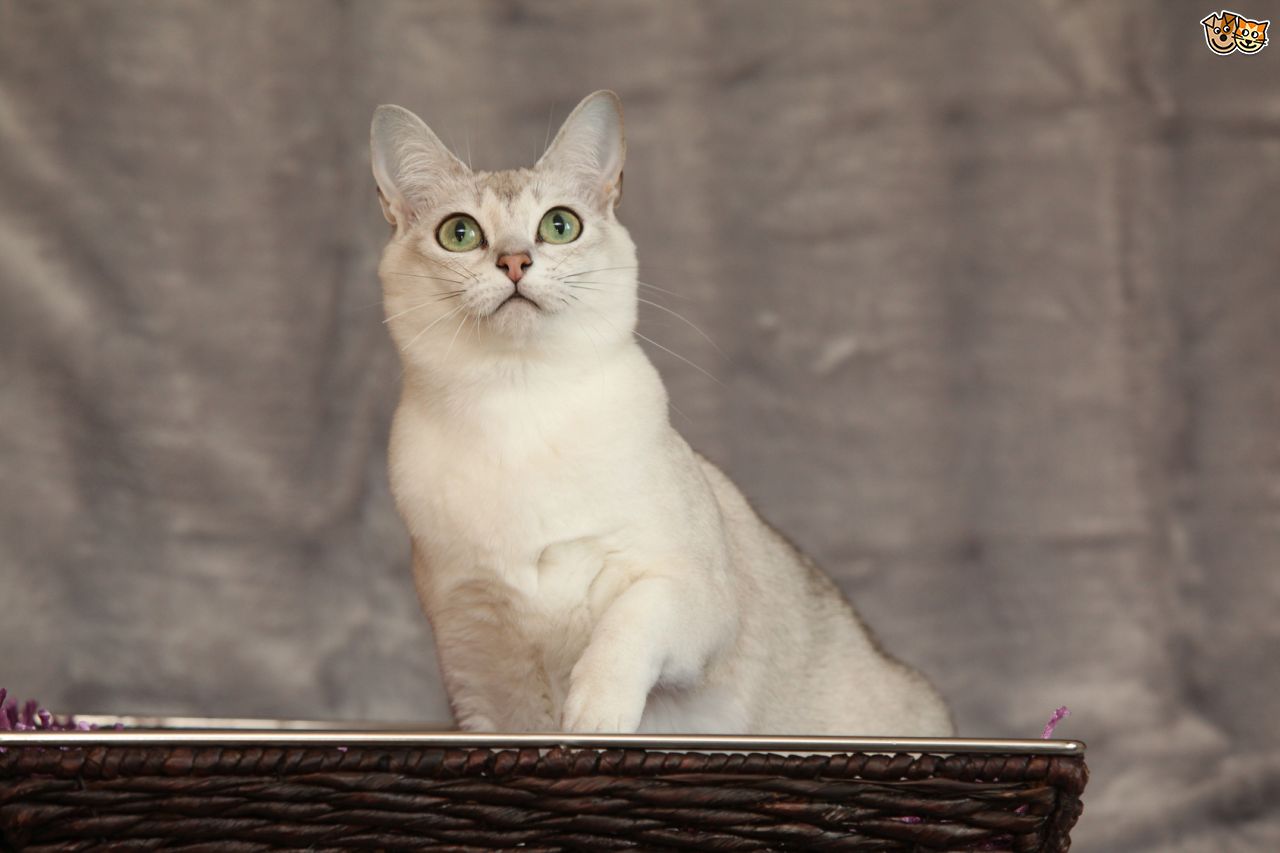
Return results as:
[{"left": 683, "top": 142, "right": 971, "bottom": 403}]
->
[{"left": 2, "top": 1, "right": 1277, "bottom": 849}]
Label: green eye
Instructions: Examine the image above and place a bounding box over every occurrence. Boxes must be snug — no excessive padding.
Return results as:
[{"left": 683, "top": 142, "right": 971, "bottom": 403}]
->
[
  {"left": 538, "top": 208, "right": 581, "bottom": 244},
  {"left": 437, "top": 214, "right": 483, "bottom": 252}
]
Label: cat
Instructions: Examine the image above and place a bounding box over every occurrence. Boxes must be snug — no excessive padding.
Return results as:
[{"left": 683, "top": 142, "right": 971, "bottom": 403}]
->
[
  {"left": 1202, "top": 11, "right": 1239, "bottom": 54},
  {"left": 1233, "top": 15, "right": 1268, "bottom": 52},
  {"left": 370, "top": 90, "right": 953, "bottom": 736}
]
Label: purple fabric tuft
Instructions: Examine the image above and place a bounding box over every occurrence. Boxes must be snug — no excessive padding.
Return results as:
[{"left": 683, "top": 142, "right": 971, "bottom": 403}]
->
[
  {"left": 1041, "top": 706, "right": 1071, "bottom": 739},
  {"left": 0, "top": 688, "right": 105, "bottom": 732}
]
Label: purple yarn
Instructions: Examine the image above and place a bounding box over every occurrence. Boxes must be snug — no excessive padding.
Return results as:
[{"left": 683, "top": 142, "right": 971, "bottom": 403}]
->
[
  {"left": 0, "top": 688, "right": 102, "bottom": 733},
  {"left": 1041, "top": 706, "right": 1070, "bottom": 740}
]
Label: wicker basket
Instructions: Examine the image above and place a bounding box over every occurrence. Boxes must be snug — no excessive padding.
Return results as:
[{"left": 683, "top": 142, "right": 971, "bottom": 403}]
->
[{"left": 0, "top": 721, "right": 1087, "bottom": 851}]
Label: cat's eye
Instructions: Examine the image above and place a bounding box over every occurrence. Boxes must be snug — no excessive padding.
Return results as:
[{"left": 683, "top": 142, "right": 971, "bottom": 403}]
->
[
  {"left": 538, "top": 208, "right": 581, "bottom": 244},
  {"left": 437, "top": 214, "right": 483, "bottom": 252}
]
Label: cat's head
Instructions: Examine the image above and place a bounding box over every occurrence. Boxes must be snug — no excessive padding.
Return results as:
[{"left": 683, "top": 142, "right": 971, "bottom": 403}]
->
[
  {"left": 370, "top": 91, "right": 637, "bottom": 374},
  {"left": 1202, "top": 12, "right": 1239, "bottom": 54},
  {"left": 1234, "top": 16, "right": 1268, "bottom": 52}
]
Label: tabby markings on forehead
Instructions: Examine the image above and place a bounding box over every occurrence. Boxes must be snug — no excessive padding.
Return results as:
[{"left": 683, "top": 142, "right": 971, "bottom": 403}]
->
[{"left": 477, "top": 169, "right": 538, "bottom": 203}]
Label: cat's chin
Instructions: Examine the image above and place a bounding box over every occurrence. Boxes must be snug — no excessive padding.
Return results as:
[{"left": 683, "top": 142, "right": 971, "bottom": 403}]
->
[{"left": 484, "top": 296, "right": 544, "bottom": 341}]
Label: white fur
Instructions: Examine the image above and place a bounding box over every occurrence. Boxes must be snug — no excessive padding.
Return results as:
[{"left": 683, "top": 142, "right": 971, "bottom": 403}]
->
[{"left": 372, "top": 91, "right": 952, "bottom": 735}]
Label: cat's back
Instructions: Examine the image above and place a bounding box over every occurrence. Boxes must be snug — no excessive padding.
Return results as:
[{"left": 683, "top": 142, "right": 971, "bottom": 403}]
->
[
  {"left": 689, "top": 448, "right": 954, "bottom": 735},
  {"left": 686, "top": 449, "right": 855, "bottom": 635},
  {"left": 688, "top": 450, "right": 813, "bottom": 578}
]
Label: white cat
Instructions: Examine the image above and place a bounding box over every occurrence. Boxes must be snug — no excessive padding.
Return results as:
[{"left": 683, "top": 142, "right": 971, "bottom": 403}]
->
[{"left": 371, "top": 91, "right": 953, "bottom": 736}]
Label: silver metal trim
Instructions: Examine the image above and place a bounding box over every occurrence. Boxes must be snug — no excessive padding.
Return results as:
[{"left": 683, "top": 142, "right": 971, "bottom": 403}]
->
[
  {"left": 66, "top": 714, "right": 438, "bottom": 732},
  {"left": 0, "top": 727, "right": 1084, "bottom": 756}
]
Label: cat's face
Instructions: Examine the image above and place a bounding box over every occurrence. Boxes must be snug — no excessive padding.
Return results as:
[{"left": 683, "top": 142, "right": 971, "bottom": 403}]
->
[
  {"left": 1234, "top": 17, "right": 1268, "bottom": 52},
  {"left": 371, "top": 92, "right": 637, "bottom": 373},
  {"left": 1202, "top": 12, "right": 1239, "bottom": 53}
]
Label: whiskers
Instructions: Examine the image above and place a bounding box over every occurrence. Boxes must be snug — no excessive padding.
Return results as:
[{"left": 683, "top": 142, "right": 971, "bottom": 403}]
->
[
  {"left": 383, "top": 270, "right": 467, "bottom": 285},
  {"left": 443, "top": 309, "right": 470, "bottom": 365},
  {"left": 382, "top": 290, "right": 465, "bottom": 324},
  {"left": 632, "top": 327, "right": 724, "bottom": 386},
  {"left": 404, "top": 243, "right": 480, "bottom": 286},
  {"left": 561, "top": 266, "right": 690, "bottom": 301},
  {"left": 400, "top": 303, "right": 467, "bottom": 353},
  {"left": 555, "top": 266, "right": 724, "bottom": 387},
  {"left": 634, "top": 296, "right": 724, "bottom": 356},
  {"left": 382, "top": 248, "right": 481, "bottom": 353},
  {"left": 383, "top": 255, "right": 723, "bottom": 401}
]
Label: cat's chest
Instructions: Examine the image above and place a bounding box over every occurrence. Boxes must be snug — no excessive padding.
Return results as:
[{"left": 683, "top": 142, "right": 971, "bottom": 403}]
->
[{"left": 389, "top": 400, "right": 639, "bottom": 576}]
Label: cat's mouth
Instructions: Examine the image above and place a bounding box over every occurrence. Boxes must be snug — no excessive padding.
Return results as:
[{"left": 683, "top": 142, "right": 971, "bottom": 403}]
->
[{"left": 494, "top": 293, "right": 540, "bottom": 314}]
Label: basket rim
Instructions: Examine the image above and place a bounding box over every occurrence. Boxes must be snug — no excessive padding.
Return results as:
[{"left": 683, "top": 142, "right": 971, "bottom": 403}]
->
[{"left": 0, "top": 719, "right": 1084, "bottom": 756}]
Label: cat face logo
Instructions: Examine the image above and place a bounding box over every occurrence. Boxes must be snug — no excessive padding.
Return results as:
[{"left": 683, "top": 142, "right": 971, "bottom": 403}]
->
[
  {"left": 1234, "top": 16, "right": 1268, "bottom": 51},
  {"left": 1202, "top": 9, "right": 1268, "bottom": 54}
]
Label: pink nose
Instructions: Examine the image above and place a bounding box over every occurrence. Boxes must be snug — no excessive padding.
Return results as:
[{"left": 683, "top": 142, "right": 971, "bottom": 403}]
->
[{"left": 496, "top": 252, "right": 532, "bottom": 283}]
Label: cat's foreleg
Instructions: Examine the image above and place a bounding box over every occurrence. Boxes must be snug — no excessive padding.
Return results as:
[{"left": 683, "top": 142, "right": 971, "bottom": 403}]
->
[{"left": 561, "top": 573, "right": 730, "bottom": 733}]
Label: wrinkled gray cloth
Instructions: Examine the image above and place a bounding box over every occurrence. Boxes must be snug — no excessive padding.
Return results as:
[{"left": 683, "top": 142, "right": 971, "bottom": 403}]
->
[{"left": 1, "top": 1, "right": 1277, "bottom": 849}]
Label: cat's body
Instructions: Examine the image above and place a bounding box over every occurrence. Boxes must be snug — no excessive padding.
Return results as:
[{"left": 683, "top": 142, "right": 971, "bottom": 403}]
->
[{"left": 373, "top": 91, "right": 952, "bottom": 735}]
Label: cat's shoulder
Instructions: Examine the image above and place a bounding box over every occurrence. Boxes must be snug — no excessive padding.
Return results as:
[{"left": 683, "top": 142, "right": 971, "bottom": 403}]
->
[{"left": 688, "top": 449, "right": 805, "bottom": 555}]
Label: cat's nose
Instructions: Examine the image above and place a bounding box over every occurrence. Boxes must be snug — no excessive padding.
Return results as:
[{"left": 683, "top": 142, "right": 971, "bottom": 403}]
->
[{"left": 496, "top": 252, "right": 533, "bottom": 284}]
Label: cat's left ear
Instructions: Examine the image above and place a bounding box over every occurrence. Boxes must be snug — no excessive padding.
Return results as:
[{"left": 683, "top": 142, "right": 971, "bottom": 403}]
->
[{"left": 537, "top": 90, "right": 625, "bottom": 208}]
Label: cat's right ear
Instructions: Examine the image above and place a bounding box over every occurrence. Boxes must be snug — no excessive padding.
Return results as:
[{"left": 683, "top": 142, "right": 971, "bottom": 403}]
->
[{"left": 370, "top": 105, "right": 468, "bottom": 229}]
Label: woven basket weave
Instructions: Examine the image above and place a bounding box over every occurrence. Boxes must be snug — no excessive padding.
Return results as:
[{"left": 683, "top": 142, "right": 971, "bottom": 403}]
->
[{"left": 0, "top": 727, "right": 1087, "bottom": 851}]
